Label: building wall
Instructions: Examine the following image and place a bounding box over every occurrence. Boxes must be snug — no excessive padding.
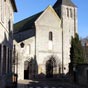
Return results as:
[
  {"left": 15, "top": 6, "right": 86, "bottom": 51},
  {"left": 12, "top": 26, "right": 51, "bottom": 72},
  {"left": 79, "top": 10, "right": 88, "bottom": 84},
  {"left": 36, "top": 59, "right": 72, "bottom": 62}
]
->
[{"left": 0, "top": 0, "right": 15, "bottom": 88}]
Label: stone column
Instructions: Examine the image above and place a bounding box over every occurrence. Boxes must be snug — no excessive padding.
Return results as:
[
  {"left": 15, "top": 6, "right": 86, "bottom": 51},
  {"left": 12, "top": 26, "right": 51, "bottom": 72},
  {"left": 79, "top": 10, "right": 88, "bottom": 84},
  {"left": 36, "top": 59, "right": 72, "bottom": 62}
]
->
[
  {"left": 3, "top": 45, "right": 7, "bottom": 74},
  {"left": 9, "top": 49, "right": 12, "bottom": 73},
  {"left": 6, "top": 47, "right": 8, "bottom": 73},
  {"left": 0, "top": 44, "right": 1, "bottom": 74},
  {"left": 1, "top": 44, "right": 3, "bottom": 75}
]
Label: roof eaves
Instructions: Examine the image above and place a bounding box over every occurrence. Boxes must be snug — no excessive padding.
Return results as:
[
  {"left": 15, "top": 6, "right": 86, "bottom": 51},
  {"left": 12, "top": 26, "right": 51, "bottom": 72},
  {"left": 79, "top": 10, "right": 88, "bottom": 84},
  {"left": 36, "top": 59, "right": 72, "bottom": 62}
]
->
[{"left": 11, "top": 0, "right": 17, "bottom": 12}]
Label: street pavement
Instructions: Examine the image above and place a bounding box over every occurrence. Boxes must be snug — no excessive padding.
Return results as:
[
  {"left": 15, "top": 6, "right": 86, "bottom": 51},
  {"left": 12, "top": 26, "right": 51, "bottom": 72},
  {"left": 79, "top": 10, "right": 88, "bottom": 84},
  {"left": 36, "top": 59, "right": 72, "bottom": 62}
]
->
[{"left": 17, "top": 77, "right": 87, "bottom": 88}]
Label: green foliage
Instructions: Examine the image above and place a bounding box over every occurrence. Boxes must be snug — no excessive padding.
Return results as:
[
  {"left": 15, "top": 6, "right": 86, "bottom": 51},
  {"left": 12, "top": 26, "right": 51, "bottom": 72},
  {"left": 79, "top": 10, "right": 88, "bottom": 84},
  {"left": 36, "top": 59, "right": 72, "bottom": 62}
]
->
[{"left": 70, "top": 33, "right": 84, "bottom": 65}]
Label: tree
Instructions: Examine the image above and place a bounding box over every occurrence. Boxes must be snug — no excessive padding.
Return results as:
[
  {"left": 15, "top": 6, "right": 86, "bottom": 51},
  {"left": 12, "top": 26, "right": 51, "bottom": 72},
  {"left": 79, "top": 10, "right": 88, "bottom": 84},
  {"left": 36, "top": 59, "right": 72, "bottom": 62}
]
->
[{"left": 69, "top": 33, "right": 84, "bottom": 74}]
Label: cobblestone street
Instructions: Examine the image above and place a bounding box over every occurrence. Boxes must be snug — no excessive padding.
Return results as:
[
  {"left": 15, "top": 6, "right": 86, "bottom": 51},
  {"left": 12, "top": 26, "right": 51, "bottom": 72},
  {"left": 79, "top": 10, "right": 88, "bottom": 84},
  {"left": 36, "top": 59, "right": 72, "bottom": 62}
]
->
[{"left": 17, "top": 77, "right": 87, "bottom": 88}]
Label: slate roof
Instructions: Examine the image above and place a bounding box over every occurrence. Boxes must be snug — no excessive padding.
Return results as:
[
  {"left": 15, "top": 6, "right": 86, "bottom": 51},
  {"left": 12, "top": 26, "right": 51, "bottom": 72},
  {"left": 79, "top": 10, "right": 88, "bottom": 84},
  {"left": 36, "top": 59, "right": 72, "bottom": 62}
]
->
[
  {"left": 14, "top": 12, "right": 42, "bottom": 33},
  {"left": 14, "top": 29, "right": 35, "bottom": 42},
  {"left": 53, "top": 0, "right": 76, "bottom": 8}
]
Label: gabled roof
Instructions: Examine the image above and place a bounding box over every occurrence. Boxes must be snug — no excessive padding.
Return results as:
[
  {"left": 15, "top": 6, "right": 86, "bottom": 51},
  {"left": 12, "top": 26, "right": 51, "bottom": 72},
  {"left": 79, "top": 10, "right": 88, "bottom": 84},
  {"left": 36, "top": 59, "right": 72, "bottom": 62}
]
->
[
  {"left": 53, "top": 0, "right": 76, "bottom": 8},
  {"left": 11, "top": 0, "right": 17, "bottom": 12},
  {"left": 14, "top": 12, "right": 42, "bottom": 33}
]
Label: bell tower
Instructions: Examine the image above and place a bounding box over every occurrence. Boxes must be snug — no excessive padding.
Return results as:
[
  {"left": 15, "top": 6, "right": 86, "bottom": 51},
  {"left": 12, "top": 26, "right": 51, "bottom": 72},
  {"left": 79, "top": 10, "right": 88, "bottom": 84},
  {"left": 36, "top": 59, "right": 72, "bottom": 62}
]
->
[
  {"left": 53, "top": 0, "right": 77, "bottom": 36},
  {"left": 53, "top": 0, "right": 78, "bottom": 73}
]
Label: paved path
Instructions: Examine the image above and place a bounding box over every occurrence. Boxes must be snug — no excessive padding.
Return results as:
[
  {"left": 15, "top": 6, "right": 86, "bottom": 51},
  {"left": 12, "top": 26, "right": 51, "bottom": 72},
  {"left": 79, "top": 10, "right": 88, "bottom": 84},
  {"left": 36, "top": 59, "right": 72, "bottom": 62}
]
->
[{"left": 17, "top": 78, "right": 87, "bottom": 88}]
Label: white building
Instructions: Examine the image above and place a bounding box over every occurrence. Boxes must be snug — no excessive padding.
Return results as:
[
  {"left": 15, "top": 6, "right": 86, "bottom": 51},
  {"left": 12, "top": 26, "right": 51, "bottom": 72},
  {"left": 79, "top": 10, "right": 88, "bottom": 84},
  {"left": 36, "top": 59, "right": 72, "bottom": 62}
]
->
[
  {"left": 14, "top": 0, "right": 77, "bottom": 80},
  {"left": 0, "top": 0, "right": 17, "bottom": 88}
]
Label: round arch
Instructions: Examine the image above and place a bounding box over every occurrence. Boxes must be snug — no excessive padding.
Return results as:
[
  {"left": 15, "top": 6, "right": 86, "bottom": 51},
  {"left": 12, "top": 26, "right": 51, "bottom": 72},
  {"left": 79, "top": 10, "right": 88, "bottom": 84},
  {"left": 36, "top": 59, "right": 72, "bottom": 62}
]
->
[
  {"left": 44, "top": 55, "right": 61, "bottom": 78},
  {"left": 43, "top": 55, "right": 61, "bottom": 65}
]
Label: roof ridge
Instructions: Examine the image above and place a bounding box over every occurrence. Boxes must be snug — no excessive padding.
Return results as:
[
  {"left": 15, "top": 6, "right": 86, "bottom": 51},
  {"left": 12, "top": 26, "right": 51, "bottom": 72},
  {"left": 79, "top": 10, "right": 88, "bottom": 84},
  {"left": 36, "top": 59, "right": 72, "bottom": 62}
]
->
[{"left": 14, "top": 11, "right": 42, "bottom": 25}]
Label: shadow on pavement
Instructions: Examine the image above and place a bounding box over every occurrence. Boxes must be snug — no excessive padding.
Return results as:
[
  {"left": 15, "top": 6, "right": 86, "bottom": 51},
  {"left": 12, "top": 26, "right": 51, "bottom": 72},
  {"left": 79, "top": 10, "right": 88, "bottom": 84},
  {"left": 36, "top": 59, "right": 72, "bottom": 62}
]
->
[{"left": 17, "top": 75, "right": 87, "bottom": 88}]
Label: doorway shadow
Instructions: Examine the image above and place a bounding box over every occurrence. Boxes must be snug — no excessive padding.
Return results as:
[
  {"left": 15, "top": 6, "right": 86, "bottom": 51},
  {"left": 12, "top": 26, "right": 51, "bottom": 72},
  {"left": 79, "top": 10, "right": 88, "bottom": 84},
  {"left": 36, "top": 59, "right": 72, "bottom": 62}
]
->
[{"left": 24, "top": 56, "right": 38, "bottom": 80}]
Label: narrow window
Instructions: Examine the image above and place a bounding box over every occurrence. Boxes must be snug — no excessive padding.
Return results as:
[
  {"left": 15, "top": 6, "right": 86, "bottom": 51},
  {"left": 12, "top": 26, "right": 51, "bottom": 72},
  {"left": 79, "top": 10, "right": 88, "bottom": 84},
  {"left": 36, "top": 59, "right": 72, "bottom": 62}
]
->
[
  {"left": 70, "top": 9, "right": 72, "bottom": 18},
  {"left": 8, "top": 20, "right": 12, "bottom": 38},
  {"left": 8, "top": 20, "right": 11, "bottom": 32},
  {"left": 49, "top": 32, "right": 53, "bottom": 41},
  {"left": 67, "top": 8, "right": 69, "bottom": 17}
]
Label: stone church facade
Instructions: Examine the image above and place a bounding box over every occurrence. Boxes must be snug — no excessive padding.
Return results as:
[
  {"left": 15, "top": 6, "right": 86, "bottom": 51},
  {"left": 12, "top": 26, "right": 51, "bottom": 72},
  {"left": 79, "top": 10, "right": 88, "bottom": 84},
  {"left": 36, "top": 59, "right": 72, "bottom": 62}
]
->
[
  {"left": 14, "top": 0, "right": 77, "bottom": 80},
  {"left": 0, "top": 0, "right": 17, "bottom": 88}
]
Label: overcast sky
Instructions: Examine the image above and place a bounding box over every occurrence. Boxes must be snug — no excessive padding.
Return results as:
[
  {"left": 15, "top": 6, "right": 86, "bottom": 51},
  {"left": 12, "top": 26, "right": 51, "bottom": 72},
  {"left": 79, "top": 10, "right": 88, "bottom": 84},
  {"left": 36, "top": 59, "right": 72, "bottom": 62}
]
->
[{"left": 14, "top": 0, "right": 88, "bottom": 38}]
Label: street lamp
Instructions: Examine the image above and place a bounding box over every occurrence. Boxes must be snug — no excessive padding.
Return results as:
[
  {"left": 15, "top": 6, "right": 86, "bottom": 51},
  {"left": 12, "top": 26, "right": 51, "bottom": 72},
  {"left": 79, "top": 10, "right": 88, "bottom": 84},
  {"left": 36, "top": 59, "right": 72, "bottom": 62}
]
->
[{"left": 20, "top": 42, "right": 24, "bottom": 48}]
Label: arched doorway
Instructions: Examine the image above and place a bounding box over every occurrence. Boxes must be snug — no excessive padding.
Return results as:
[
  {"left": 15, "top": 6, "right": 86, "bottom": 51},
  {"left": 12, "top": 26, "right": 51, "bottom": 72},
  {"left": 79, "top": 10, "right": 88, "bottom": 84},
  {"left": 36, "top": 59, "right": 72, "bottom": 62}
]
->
[
  {"left": 46, "top": 56, "right": 57, "bottom": 78},
  {"left": 24, "top": 61, "right": 29, "bottom": 79}
]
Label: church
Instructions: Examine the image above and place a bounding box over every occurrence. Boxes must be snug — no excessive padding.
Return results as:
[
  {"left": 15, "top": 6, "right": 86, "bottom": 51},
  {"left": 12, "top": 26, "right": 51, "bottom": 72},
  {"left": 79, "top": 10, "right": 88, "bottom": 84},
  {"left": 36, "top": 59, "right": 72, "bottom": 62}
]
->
[{"left": 14, "top": 0, "right": 77, "bottom": 80}]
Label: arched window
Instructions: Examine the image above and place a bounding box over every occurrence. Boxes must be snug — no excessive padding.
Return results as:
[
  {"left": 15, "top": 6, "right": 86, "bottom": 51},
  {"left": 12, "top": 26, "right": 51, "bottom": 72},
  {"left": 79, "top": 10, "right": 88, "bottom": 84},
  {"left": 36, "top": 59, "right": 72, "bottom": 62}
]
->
[{"left": 49, "top": 32, "right": 53, "bottom": 41}]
